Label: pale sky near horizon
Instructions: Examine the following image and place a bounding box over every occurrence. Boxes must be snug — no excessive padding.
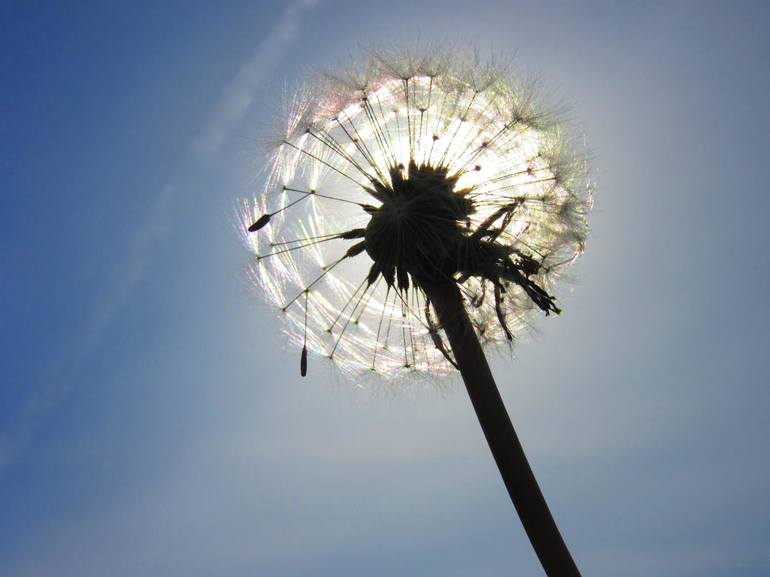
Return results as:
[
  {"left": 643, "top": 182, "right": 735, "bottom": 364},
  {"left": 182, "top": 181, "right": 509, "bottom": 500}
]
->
[{"left": 2, "top": 1, "right": 769, "bottom": 576}]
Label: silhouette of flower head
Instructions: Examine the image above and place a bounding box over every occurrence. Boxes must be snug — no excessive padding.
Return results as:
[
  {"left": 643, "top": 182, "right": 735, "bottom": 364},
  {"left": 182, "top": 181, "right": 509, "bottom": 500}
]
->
[{"left": 240, "top": 50, "right": 591, "bottom": 380}]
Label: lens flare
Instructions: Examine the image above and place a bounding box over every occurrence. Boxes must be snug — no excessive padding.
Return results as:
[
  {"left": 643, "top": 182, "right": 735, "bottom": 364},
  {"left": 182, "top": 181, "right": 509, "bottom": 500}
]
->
[{"left": 240, "top": 51, "right": 591, "bottom": 380}]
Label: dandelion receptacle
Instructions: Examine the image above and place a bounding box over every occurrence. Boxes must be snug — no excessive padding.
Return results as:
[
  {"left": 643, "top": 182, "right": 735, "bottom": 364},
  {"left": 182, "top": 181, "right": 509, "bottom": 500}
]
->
[{"left": 242, "top": 50, "right": 591, "bottom": 577}]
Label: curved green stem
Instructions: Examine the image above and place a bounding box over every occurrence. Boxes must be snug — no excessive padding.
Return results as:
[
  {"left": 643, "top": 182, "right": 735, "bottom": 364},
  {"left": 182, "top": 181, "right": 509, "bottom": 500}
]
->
[{"left": 425, "top": 281, "right": 581, "bottom": 577}]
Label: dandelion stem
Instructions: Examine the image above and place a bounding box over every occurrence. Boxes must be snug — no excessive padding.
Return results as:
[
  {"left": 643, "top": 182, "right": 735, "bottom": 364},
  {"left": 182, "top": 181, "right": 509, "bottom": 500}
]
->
[{"left": 425, "top": 280, "right": 581, "bottom": 577}]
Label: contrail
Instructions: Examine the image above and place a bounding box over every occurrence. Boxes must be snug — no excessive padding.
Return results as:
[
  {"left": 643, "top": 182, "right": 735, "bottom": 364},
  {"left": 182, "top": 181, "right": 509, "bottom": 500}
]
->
[
  {"left": 193, "top": 0, "right": 320, "bottom": 156},
  {"left": 0, "top": 0, "right": 319, "bottom": 471}
]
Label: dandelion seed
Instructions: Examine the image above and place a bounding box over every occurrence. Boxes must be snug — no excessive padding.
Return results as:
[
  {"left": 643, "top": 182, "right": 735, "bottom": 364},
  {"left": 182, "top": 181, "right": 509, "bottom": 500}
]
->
[{"left": 240, "top": 49, "right": 591, "bottom": 577}]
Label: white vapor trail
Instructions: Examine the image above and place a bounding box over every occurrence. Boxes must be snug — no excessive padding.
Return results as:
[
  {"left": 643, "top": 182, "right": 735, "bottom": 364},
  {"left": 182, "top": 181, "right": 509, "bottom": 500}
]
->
[
  {"left": 0, "top": 1, "right": 319, "bottom": 471},
  {"left": 193, "top": 0, "right": 320, "bottom": 156},
  {"left": 0, "top": 185, "right": 175, "bottom": 469}
]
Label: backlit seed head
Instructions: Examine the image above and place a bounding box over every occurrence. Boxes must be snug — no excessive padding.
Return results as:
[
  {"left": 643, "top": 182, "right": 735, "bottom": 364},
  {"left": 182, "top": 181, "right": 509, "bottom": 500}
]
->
[{"left": 240, "top": 50, "right": 592, "bottom": 381}]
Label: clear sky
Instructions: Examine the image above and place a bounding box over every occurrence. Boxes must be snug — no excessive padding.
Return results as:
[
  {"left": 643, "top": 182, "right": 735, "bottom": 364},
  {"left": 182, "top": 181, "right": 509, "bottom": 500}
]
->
[{"left": 2, "top": 1, "right": 769, "bottom": 576}]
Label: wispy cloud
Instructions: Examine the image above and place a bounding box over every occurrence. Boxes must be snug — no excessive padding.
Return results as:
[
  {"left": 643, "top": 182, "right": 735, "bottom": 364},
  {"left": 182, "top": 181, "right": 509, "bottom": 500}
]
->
[
  {"left": 0, "top": 1, "right": 319, "bottom": 470},
  {"left": 0, "top": 185, "right": 175, "bottom": 469},
  {"left": 193, "top": 0, "right": 320, "bottom": 156}
]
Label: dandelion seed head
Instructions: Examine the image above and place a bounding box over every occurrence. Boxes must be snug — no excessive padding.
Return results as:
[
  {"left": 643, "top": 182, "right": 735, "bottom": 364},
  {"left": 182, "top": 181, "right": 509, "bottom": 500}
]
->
[{"left": 240, "top": 50, "right": 591, "bottom": 381}]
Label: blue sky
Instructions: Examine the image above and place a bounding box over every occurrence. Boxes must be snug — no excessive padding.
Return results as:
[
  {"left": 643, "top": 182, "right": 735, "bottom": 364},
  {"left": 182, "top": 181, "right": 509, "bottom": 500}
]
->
[{"left": 2, "top": 1, "right": 769, "bottom": 576}]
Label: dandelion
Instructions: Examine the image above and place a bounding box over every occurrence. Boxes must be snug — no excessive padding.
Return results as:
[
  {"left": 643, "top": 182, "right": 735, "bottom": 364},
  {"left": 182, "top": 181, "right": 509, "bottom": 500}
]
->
[{"left": 241, "top": 49, "right": 591, "bottom": 576}]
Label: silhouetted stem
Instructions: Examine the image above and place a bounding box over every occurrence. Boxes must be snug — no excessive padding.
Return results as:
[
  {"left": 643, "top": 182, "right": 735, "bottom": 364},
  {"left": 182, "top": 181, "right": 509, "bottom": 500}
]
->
[{"left": 425, "top": 281, "right": 581, "bottom": 577}]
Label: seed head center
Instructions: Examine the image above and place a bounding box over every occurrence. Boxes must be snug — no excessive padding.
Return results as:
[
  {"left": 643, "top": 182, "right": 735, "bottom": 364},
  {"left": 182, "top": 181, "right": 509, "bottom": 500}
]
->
[{"left": 364, "top": 162, "right": 474, "bottom": 285}]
